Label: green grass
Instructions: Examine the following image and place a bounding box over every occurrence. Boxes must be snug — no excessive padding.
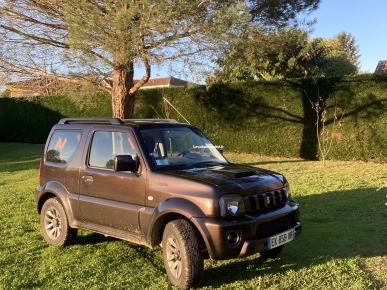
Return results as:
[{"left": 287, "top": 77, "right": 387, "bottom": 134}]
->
[{"left": 1, "top": 144, "right": 387, "bottom": 289}]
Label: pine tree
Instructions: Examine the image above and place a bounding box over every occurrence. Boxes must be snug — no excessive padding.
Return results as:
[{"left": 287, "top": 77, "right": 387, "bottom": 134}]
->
[{"left": 0, "top": 0, "right": 248, "bottom": 118}]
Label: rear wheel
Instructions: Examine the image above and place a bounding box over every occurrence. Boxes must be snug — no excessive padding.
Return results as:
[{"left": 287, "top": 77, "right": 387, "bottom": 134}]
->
[
  {"left": 260, "top": 245, "right": 283, "bottom": 259},
  {"left": 40, "top": 197, "right": 77, "bottom": 246},
  {"left": 162, "top": 219, "right": 203, "bottom": 289}
]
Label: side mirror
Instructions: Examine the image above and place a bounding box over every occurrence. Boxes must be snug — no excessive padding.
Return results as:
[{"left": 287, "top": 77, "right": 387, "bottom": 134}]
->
[{"left": 114, "top": 155, "right": 136, "bottom": 172}]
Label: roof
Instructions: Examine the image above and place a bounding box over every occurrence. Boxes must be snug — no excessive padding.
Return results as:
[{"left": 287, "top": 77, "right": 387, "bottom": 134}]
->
[
  {"left": 374, "top": 61, "right": 387, "bottom": 73},
  {"left": 5, "top": 77, "right": 60, "bottom": 97},
  {"left": 140, "top": 77, "right": 188, "bottom": 88},
  {"left": 102, "top": 77, "right": 188, "bottom": 89},
  {"left": 6, "top": 77, "right": 56, "bottom": 88},
  {"left": 7, "top": 76, "right": 188, "bottom": 90},
  {"left": 5, "top": 76, "right": 189, "bottom": 97}
]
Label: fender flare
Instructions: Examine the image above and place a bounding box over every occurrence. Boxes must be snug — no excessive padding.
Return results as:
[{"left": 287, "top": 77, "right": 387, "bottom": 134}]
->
[
  {"left": 146, "top": 198, "right": 207, "bottom": 247},
  {"left": 36, "top": 181, "right": 78, "bottom": 228}
]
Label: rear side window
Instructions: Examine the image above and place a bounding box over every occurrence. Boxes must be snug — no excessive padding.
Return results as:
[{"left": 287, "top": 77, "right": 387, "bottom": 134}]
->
[{"left": 46, "top": 130, "right": 82, "bottom": 163}]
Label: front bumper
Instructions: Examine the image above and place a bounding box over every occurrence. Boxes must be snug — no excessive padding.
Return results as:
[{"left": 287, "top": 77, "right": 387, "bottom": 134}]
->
[
  {"left": 192, "top": 202, "right": 301, "bottom": 260},
  {"left": 237, "top": 222, "right": 301, "bottom": 258}
]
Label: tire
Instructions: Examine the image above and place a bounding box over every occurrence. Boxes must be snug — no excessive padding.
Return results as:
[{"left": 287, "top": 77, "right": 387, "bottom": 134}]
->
[
  {"left": 260, "top": 245, "right": 283, "bottom": 259},
  {"left": 40, "top": 197, "right": 77, "bottom": 246},
  {"left": 162, "top": 219, "right": 203, "bottom": 289}
]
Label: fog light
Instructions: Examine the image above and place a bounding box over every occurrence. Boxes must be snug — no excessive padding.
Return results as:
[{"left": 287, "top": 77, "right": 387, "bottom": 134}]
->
[{"left": 227, "top": 231, "right": 240, "bottom": 247}]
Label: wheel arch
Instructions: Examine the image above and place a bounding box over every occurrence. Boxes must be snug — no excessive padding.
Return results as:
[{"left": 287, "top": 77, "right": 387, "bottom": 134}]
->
[
  {"left": 36, "top": 181, "right": 77, "bottom": 228},
  {"left": 147, "top": 198, "right": 210, "bottom": 254}
]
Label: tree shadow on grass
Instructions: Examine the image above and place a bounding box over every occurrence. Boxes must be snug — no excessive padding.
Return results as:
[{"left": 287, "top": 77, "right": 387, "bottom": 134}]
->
[
  {"left": 201, "top": 187, "right": 387, "bottom": 288},
  {"left": 0, "top": 143, "right": 44, "bottom": 173}
]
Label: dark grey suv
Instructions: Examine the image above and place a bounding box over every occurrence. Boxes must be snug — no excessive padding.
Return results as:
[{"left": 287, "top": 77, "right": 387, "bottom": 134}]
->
[{"left": 35, "top": 118, "right": 301, "bottom": 289}]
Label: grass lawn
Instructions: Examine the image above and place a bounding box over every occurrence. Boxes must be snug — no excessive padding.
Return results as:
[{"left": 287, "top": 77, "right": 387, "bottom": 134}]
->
[{"left": 1, "top": 143, "right": 387, "bottom": 289}]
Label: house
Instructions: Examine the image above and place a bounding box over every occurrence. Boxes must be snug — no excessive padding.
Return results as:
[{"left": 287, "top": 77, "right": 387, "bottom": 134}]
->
[
  {"left": 102, "top": 76, "right": 189, "bottom": 90},
  {"left": 5, "top": 78, "right": 61, "bottom": 98},
  {"left": 137, "top": 76, "right": 188, "bottom": 89},
  {"left": 6, "top": 76, "right": 189, "bottom": 98},
  {"left": 374, "top": 60, "right": 387, "bottom": 74}
]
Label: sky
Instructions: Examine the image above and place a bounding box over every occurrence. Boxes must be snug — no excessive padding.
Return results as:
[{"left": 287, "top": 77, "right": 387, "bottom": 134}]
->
[
  {"left": 309, "top": 0, "right": 387, "bottom": 73},
  {"left": 136, "top": 0, "right": 387, "bottom": 81}
]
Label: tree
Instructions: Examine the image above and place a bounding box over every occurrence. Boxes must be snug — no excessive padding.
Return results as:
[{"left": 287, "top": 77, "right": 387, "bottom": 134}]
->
[
  {"left": 0, "top": 0, "right": 249, "bottom": 118},
  {"left": 213, "top": 27, "right": 311, "bottom": 81},
  {"left": 248, "top": 0, "right": 320, "bottom": 27},
  {"left": 335, "top": 31, "right": 361, "bottom": 69},
  {"left": 304, "top": 37, "right": 358, "bottom": 77},
  {"left": 211, "top": 27, "right": 359, "bottom": 83}
]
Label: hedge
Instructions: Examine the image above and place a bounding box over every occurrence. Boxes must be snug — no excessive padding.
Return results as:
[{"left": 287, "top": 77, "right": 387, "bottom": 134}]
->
[
  {"left": 0, "top": 93, "right": 111, "bottom": 144},
  {"left": 1, "top": 74, "right": 386, "bottom": 161}
]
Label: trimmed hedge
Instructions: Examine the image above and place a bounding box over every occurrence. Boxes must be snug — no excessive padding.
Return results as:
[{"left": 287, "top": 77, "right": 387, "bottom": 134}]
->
[
  {"left": 1, "top": 74, "right": 386, "bottom": 161},
  {"left": 134, "top": 75, "right": 387, "bottom": 161},
  {"left": 0, "top": 94, "right": 111, "bottom": 144}
]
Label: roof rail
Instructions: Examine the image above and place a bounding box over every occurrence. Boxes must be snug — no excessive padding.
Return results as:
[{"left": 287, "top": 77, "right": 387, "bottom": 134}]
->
[
  {"left": 124, "top": 119, "right": 180, "bottom": 123},
  {"left": 58, "top": 118, "right": 123, "bottom": 125}
]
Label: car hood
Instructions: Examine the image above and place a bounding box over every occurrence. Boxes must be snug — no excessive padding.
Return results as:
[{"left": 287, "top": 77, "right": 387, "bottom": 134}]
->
[{"left": 165, "top": 163, "right": 285, "bottom": 195}]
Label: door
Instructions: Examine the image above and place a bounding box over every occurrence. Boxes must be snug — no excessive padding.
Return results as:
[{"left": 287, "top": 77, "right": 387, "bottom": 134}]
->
[{"left": 78, "top": 129, "right": 145, "bottom": 234}]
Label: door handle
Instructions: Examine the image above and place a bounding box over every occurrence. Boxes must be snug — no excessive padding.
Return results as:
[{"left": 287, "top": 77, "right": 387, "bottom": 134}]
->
[{"left": 83, "top": 175, "right": 93, "bottom": 184}]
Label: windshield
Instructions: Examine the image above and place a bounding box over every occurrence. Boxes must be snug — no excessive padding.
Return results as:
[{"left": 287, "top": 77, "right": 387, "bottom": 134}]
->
[{"left": 139, "top": 126, "right": 228, "bottom": 169}]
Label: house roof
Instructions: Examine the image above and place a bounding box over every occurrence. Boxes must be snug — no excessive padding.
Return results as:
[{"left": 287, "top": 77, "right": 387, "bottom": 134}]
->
[
  {"left": 6, "top": 76, "right": 189, "bottom": 96},
  {"left": 6, "top": 77, "right": 56, "bottom": 88},
  {"left": 374, "top": 61, "right": 387, "bottom": 74},
  {"left": 101, "top": 76, "right": 188, "bottom": 89},
  {"left": 140, "top": 77, "right": 188, "bottom": 88}
]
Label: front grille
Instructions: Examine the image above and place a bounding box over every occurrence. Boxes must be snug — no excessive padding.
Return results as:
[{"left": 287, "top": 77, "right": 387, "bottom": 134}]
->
[
  {"left": 255, "top": 214, "right": 296, "bottom": 240},
  {"left": 243, "top": 189, "right": 287, "bottom": 213}
]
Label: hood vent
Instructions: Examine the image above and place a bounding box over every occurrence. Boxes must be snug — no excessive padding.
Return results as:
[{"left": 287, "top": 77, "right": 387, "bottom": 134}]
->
[{"left": 234, "top": 171, "right": 256, "bottom": 178}]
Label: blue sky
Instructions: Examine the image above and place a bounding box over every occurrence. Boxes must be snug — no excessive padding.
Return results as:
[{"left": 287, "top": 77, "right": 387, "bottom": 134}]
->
[
  {"left": 309, "top": 0, "right": 387, "bottom": 73},
  {"left": 137, "top": 0, "right": 387, "bottom": 81}
]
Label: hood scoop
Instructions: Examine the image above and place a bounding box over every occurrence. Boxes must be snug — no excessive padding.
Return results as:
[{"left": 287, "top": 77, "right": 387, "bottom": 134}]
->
[
  {"left": 212, "top": 169, "right": 257, "bottom": 178},
  {"left": 234, "top": 171, "right": 257, "bottom": 178}
]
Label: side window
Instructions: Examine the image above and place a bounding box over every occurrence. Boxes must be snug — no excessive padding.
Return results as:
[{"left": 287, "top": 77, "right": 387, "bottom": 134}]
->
[
  {"left": 46, "top": 130, "right": 82, "bottom": 163},
  {"left": 89, "top": 131, "right": 138, "bottom": 169}
]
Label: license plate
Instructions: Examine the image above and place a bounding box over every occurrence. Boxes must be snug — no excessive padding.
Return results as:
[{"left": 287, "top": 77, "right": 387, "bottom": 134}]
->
[{"left": 268, "top": 229, "right": 295, "bottom": 250}]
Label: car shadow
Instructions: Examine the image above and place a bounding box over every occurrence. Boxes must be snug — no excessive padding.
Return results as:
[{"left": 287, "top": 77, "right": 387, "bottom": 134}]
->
[{"left": 75, "top": 232, "right": 119, "bottom": 245}]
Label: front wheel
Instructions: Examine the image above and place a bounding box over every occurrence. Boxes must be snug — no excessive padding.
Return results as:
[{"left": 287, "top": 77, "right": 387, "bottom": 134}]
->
[
  {"left": 40, "top": 197, "right": 77, "bottom": 246},
  {"left": 162, "top": 219, "right": 203, "bottom": 289},
  {"left": 260, "top": 245, "right": 283, "bottom": 259}
]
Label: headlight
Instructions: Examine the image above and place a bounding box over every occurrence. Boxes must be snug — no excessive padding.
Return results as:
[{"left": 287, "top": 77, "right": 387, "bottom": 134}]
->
[
  {"left": 219, "top": 194, "right": 245, "bottom": 218},
  {"left": 285, "top": 182, "right": 292, "bottom": 200}
]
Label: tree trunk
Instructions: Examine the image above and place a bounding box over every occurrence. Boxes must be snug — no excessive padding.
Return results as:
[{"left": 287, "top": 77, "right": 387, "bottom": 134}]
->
[{"left": 112, "top": 64, "right": 135, "bottom": 119}]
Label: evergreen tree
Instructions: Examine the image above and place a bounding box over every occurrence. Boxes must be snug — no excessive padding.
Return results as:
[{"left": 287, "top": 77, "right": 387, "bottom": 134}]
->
[
  {"left": 0, "top": 0, "right": 248, "bottom": 118},
  {"left": 335, "top": 31, "right": 361, "bottom": 69},
  {"left": 212, "top": 28, "right": 359, "bottom": 82}
]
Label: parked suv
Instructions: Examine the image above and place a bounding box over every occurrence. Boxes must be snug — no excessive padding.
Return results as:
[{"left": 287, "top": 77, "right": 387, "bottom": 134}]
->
[{"left": 35, "top": 118, "right": 301, "bottom": 289}]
